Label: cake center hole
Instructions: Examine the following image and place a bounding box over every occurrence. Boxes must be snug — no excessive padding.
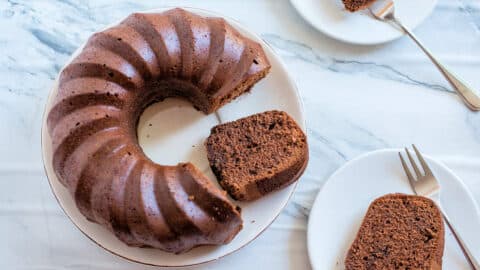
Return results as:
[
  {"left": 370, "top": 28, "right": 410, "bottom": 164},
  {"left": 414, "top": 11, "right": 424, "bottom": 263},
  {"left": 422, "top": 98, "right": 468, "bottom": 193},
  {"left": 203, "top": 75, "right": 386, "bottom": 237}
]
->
[{"left": 137, "top": 98, "right": 219, "bottom": 174}]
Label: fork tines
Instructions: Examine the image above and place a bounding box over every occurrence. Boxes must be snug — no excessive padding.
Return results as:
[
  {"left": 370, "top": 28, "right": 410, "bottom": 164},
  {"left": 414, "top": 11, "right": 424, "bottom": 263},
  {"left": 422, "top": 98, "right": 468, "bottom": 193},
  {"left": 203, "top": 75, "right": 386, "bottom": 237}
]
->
[{"left": 398, "top": 144, "right": 435, "bottom": 194}]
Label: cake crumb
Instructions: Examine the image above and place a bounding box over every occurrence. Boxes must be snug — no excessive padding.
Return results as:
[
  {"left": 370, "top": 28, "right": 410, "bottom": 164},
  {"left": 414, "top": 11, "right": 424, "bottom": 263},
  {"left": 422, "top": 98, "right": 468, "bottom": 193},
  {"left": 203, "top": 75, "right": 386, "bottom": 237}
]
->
[{"left": 188, "top": 195, "right": 195, "bottom": 201}]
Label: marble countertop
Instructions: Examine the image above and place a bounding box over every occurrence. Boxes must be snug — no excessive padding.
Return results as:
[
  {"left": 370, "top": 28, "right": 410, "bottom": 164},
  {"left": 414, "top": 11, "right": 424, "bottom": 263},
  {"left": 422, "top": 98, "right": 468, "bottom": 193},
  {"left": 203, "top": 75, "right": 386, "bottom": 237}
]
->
[{"left": 1, "top": 0, "right": 480, "bottom": 269}]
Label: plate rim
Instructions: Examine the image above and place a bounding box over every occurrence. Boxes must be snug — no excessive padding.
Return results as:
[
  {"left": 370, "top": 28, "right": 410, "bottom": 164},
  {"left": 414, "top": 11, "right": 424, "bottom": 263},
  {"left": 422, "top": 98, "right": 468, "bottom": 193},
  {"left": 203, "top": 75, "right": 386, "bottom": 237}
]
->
[
  {"left": 40, "top": 6, "right": 306, "bottom": 267},
  {"left": 306, "top": 148, "right": 480, "bottom": 269},
  {"left": 289, "top": 0, "right": 438, "bottom": 45}
]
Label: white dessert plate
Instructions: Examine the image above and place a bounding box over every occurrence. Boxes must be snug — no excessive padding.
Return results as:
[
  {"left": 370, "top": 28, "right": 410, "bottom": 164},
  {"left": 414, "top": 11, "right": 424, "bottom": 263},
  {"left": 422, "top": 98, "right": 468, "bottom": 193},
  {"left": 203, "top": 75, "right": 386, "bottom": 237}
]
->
[
  {"left": 41, "top": 7, "right": 305, "bottom": 267},
  {"left": 290, "top": 0, "right": 438, "bottom": 45},
  {"left": 307, "top": 149, "right": 480, "bottom": 269}
]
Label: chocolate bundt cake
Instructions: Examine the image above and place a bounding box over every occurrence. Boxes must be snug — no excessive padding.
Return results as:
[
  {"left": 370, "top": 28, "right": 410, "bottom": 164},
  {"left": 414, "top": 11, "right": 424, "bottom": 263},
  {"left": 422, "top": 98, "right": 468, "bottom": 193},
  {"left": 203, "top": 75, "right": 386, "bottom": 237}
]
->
[
  {"left": 206, "top": 111, "right": 308, "bottom": 201},
  {"left": 342, "top": 0, "right": 376, "bottom": 12},
  {"left": 345, "top": 194, "right": 445, "bottom": 270},
  {"left": 47, "top": 8, "right": 271, "bottom": 253}
]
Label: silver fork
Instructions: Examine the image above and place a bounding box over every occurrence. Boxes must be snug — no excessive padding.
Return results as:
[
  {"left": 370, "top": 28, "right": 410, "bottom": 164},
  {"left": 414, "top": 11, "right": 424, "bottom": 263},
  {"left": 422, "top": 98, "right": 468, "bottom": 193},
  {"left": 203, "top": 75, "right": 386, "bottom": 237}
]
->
[
  {"left": 369, "top": 0, "right": 480, "bottom": 111},
  {"left": 399, "top": 145, "right": 480, "bottom": 269}
]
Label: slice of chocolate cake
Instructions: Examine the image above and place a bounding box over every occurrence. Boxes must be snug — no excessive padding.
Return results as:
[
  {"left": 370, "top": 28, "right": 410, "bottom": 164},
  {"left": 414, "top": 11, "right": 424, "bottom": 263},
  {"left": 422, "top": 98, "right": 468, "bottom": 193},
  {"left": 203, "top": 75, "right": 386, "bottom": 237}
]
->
[
  {"left": 342, "top": 0, "right": 376, "bottom": 12},
  {"left": 345, "top": 194, "right": 445, "bottom": 270},
  {"left": 206, "top": 110, "right": 308, "bottom": 201}
]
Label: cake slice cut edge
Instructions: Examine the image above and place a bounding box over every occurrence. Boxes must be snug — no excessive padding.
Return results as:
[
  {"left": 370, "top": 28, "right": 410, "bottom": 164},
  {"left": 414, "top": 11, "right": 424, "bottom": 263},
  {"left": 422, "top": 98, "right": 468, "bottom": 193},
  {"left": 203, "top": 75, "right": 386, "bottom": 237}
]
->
[
  {"left": 205, "top": 110, "right": 309, "bottom": 201},
  {"left": 345, "top": 193, "right": 445, "bottom": 270}
]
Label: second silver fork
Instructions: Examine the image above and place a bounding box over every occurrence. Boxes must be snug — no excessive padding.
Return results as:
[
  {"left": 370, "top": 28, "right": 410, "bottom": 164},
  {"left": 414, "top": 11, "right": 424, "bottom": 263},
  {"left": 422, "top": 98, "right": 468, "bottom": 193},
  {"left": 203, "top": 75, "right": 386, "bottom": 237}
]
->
[
  {"left": 399, "top": 145, "right": 479, "bottom": 269},
  {"left": 369, "top": 0, "right": 480, "bottom": 111}
]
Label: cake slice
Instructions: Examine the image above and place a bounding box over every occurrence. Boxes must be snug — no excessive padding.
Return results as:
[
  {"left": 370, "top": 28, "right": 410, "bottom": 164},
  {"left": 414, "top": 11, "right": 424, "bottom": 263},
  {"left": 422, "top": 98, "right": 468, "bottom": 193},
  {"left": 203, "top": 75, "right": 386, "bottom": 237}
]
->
[
  {"left": 206, "top": 110, "right": 308, "bottom": 201},
  {"left": 342, "top": 0, "right": 376, "bottom": 12},
  {"left": 345, "top": 194, "right": 445, "bottom": 270}
]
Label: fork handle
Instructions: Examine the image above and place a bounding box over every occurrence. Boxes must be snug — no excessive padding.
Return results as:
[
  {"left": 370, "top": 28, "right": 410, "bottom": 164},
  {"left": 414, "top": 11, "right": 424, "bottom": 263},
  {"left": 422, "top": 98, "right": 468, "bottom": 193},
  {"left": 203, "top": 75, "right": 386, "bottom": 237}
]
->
[
  {"left": 389, "top": 16, "right": 480, "bottom": 111},
  {"left": 441, "top": 210, "right": 480, "bottom": 269}
]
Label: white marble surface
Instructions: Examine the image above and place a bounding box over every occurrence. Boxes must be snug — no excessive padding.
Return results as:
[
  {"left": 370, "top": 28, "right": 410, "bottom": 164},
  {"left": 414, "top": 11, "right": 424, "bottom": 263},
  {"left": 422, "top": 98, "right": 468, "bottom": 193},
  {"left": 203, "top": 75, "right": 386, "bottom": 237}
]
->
[{"left": 1, "top": 0, "right": 480, "bottom": 269}]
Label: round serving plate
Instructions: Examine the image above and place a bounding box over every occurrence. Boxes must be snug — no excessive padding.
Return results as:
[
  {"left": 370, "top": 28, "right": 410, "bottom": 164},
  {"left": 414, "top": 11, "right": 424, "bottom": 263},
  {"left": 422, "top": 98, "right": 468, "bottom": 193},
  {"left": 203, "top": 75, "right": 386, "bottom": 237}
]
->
[
  {"left": 307, "top": 149, "right": 480, "bottom": 269},
  {"left": 290, "top": 0, "right": 438, "bottom": 45},
  {"left": 41, "top": 7, "right": 305, "bottom": 267}
]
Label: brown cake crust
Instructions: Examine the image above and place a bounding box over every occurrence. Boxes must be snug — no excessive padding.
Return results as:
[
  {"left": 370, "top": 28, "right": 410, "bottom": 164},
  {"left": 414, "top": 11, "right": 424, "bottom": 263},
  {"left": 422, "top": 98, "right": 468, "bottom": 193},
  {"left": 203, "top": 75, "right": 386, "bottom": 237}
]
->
[
  {"left": 47, "top": 8, "right": 271, "bottom": 253},
  {"left": 345, "top": 194, "right": 445, "bottom": 270},
  {"left": 342, "top": 0, "right": 377, "bottom": 12},
  {"left": 205, "top": 110, "right": 308, "bottom": 201}
]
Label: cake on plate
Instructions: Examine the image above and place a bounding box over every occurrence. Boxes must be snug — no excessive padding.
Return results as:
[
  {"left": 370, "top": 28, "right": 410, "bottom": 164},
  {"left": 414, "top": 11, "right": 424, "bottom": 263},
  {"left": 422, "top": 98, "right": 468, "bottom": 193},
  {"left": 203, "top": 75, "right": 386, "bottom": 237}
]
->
[
  {"left": 47, "top": 8, "right": 271, "bottom": 253},
  {"left": 206, "top": 110, "right": 308, "bottom": 201},
  {"left": 345, "top": 194, "right": 445, "bottom": 269}
]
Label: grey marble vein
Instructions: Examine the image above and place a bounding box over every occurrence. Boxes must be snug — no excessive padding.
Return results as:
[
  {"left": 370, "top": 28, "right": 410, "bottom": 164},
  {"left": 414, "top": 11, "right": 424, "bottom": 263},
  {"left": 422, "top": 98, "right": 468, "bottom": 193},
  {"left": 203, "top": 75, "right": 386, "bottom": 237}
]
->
[
  {"left": 308, "top": 129, "right": 348, "bottom": 161},
  {"left": 290, "top": 201, "right": 311, "bottom": 218},
  {"left": 459, "top": 0, "right": 480, "bottom": 32},
  {"left": 262, "top": 33, "right": 454, "bottom": 93},
  {"left": 30, "top": 28, "right": 76, "bottom": 55},
  {"left": 305, "top": 105, "right": 389, "bottom": 157}
]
